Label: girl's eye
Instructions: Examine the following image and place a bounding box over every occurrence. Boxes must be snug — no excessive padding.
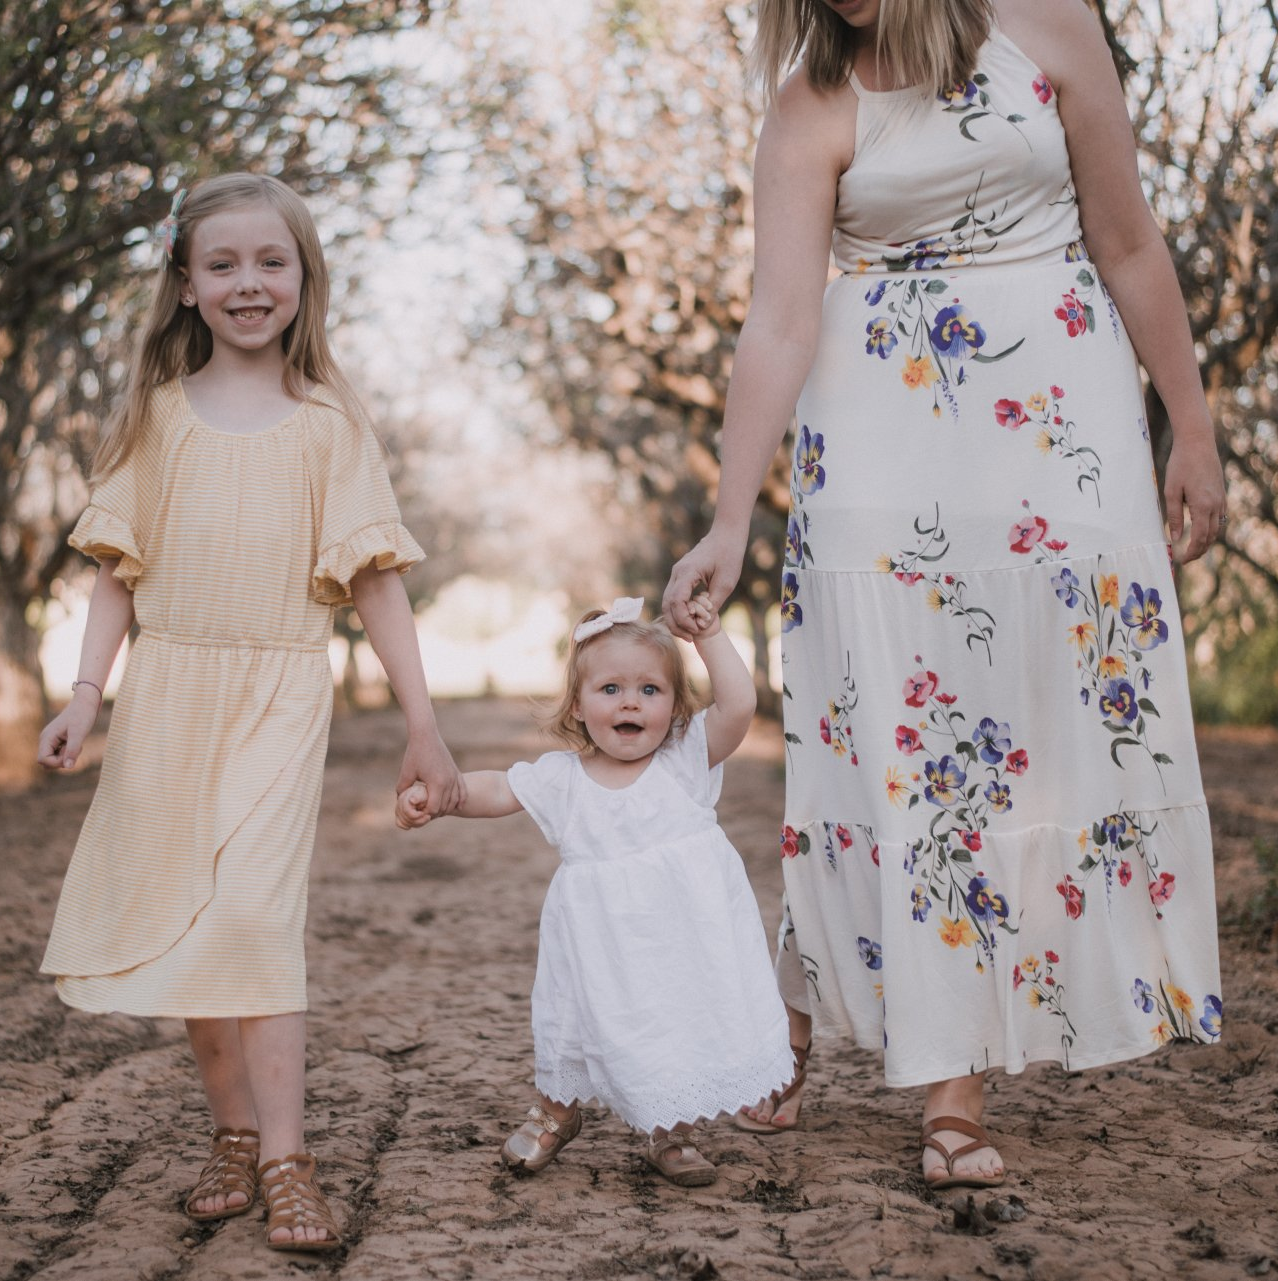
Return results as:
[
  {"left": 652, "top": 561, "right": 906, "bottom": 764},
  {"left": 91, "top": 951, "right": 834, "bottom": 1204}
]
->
[
  {"left": 643, "top": 684, "right": 659, "bottom": 696},
  {"left": 264, "top": 258, "right": 284, "bottom": 268},
  {"left": 602, "top": 683, "right": 619, "bottom": 695}
]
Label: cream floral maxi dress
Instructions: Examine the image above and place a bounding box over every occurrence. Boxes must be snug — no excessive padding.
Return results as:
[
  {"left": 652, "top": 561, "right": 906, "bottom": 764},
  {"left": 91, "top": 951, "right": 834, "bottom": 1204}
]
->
[
  {"left": 775, "top": 25, "right": 1221, "bottom": 1087},
  {"left": 41, "top": 382, "right": 422, "bottom": 1018}
]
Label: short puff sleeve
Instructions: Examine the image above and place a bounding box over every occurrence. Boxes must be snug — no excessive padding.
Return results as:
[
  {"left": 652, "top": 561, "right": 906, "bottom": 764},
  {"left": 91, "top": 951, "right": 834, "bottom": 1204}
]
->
[
  {"left": 307, "top": 394, "right": 425, "bottom": 606},
  {"left": 507, "top": 751, "right": 576, "bottom": 849},
  {"left": 658, "top": 710, "right": 723, "bottom": 807}
]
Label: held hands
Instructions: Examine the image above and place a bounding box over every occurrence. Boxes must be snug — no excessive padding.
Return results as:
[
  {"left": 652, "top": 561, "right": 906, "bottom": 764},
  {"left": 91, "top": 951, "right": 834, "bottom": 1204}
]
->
[
  {"left": 1164, "top": 431, "right": 1226, "bottom": 564},
  {"left": 687, "top": 592, "right": 721, "bottom": 639},
  {"left": 36, "top": 686, "right": 103, "bottom": 771},
  {"left": 395, "top": 725, "right": 465, "bottom": 825},
  {"left": 662, "top": 528, "right": 746, "bottom": 640},
  {"left": 395, "top": 782, "right": 431, "bottom": 830}
]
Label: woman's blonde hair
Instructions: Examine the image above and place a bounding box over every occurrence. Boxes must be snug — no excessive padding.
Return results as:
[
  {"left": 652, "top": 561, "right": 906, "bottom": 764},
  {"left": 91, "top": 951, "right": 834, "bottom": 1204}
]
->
[
  {"left": 92, "top": 172, "right": 363, "bottom": 480},
  {"left": 545, "top": 612, "right": 700, "bottom": 755},
  {"left": 752, "top": 0, "right": 994, "bottom": 101}
]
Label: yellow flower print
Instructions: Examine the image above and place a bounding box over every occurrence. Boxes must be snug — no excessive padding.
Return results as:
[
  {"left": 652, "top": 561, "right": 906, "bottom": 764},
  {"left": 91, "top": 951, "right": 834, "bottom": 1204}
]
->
[
  {"left": 926, "top": 587, "right": 945, "bottom": 612},
  {"left": 902, "top": 354, "right": 940, "bottom": 390},
  {"left": 1100, "top": 574, "right": 1120, "bottom": 608},
  {"left": 1022, "top": 954, "right": 1040, "bottom": 974},
  {"left": 1152, "top": 1020, "right": 1174, "bottom": 1046},
  {"left": 833, "top": 738, "right": 848, "bottom": 758},
  {"left": 885, "top": 766, "right": 908, "bottom": 808},
  {"left": 875, "top": 553, "right": 894, "bottom": 574},
  {"left": 1167, "top": 985, "right": 1195, "bottom": 1012},
  {"left": 1099, "top": 655, "right": 1127, "bottom": 678},
  {"left": 1067, "top": 621, "right": 1097, "bottom": 650},
  {"left": 1077, "top": 828, "right": 1088, "bottom": 852},
  {"left": 1028, "top": 988, "right": 1044, "bottom": 1007},
  {"left": 1026, "top": 392, "right": 1048, "bottom": 413},
  {"left": 939, "top": 916, "right": 976, "bottom": 948},
  {"left": 874, "top": 983, "right": 883, "bottom": 1001},
  {"left": 1036, "top": 429, "right": 1053, "bottom": 454}
]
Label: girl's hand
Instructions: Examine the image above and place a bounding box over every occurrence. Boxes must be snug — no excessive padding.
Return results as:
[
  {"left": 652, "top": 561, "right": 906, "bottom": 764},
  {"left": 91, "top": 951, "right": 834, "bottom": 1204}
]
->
[
  {"left": 36, "top": 687, "right": 102, "bottom": 770},
  {"left": 688, "top": 592, "right": 721, "bottom": 638},
  {"left": 395, "top": 782, "right": 432, "bottom": 830},
  {"left": 1164, "top": 431, "right": 1226, "bottom": 564},
  {"left": 662, "top": 528, "right": 746, "bottom": 640},
  {"left": 396, "top": 725, "right": 466, "bottom": 817}
]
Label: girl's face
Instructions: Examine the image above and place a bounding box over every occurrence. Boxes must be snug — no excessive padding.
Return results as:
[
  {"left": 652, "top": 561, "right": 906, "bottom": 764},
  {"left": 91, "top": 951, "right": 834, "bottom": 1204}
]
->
[
  {"left": 179, "top": 202, "right": 304, "bottom": 358},
  {"left": 819, "top": 0, "right": 882, "bottom": 28},
  {"left": 572, "top": 635, "right": 677, "bottom": 763}
]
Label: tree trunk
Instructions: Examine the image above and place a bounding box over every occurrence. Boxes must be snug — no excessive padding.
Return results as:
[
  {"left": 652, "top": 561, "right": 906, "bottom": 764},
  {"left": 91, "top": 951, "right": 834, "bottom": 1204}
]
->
[{"left": 0, "top": 590, "right": 45, "bottom": 790}]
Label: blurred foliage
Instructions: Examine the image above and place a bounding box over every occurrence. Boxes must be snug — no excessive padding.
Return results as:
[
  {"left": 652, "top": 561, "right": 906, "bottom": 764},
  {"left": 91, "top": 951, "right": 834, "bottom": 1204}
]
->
[
  {"left": 1219, "top": 835, "right": 1278, "bottom": 950},
  {"left": 0, "top": 0, "right": 430, "bottom": 781},
  {"left": 1188, "top": 622, "right": 1278, "bottom": 725}
]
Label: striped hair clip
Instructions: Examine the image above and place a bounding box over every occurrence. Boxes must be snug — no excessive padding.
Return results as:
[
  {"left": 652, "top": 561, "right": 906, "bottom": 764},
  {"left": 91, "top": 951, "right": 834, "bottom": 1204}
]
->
[{"left": 158, "top": 188, "right": 188, "bottom": 262}]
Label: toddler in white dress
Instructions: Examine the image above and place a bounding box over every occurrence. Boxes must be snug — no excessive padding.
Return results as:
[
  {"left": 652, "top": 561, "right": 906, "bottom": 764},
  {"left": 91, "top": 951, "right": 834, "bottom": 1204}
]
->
[{"left": 397, "top": 595, "right": 793, "bottom": 1185}]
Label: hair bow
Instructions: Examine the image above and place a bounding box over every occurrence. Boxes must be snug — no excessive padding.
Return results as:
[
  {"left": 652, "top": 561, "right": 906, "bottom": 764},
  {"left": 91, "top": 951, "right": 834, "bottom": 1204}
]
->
[
  {"left": 159, "top": 188, "right": 188, "bottom": 262},
  {"left": 573, "top": 596, "right": 644, "bottom": 643}
]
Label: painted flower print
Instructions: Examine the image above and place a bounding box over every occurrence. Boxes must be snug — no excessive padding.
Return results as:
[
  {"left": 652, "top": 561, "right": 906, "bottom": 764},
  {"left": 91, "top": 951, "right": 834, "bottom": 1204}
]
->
[
  {"left": 1008, "top": 500, "right": 1068, "bottom": 562},
  {"left": 1015, "top": 951, "right": 1076, "bottom": 1065},
  {"left": 1055, "top": 289, "right": 1090, "bottom": 337},
  {"left": 939, "top": 71, "right": 1028, "bottom": 144},
  {"left": 866, "top": 317, "right": 898, "bottom": 358},
  {"left": 1073, "top": 811, "right": 1175, "bottom": 913},
  {"left": 858, "top": 936, "right": 883, "bottom": 970},
  {"left": 993, "top": 384, "right": 1102, "bottom": 503},
  {"left": 786, "top": 424, "right": 824, "bottom": 573},
  {"left": 1032, "top": 73, "right": 1053, "bottom": 104},
  {"left": 878, "top": 506, "right": 997, "bottom": 664},
  {"left": 820, "top": 652, "right": 860, "bottom": 766},
  {"left": 780, "top": 572, "right": 802, "bottom": 633},
  {"left": 1053, "top": 565, "right": 1175, "bottom": 784},
  {"left": 1132, "top": 973, "right": 1222, "bottom": 1045},
  {"left": 795, "top": 425, "right": 826, "bottom": 495}
]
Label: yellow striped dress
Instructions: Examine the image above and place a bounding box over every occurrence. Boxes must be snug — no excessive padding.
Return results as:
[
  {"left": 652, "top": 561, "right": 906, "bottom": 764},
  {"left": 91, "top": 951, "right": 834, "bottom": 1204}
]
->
[{"left": 40, "top": 381, "right": 422, "bottom": 1018}]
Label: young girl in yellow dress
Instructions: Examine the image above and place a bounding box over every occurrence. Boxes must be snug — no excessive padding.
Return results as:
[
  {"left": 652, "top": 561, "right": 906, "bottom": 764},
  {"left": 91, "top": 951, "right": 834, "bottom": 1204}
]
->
[{"left": 37, "top": 173, "right": 463, "bottom": 1252}]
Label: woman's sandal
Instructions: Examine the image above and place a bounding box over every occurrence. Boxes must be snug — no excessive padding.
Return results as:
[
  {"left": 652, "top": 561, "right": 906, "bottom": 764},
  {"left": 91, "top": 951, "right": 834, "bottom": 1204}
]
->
[
  {"left": 644, "top": 1131, "right": 718, "bottom": 1188},
  {"left": 733, "top": 1042, "right": 811, "bottom": 1134},
  {"left": 184, "top": 1127, "right": 260, "bottom": 1222},
  {"left": 920, "top": 1115, "right": 1007, "bottom": 1191},
  {"left": 500, "top": 1103, "right": 583, "bottom": 1174},
  {"left": 258, "top": 1153, "right": 343, "bottom": 1252}
]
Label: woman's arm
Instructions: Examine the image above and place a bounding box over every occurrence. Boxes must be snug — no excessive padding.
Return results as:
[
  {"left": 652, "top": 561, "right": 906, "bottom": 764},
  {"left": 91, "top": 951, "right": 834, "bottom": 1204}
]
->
[
  {"left": 663, "top": 75, "right": 852, "bottom": 636},
  {"left": 350, "top": 564, "right": 465, "bottom": 815},
  {"left": 1001, "top": 0, "right": 1225, "bottom": 562},
  {"left": 695, "top": 611, "right": 757, "bottom": 769},
  {"left": 396, "top": 770, "right": 524, "bottom": 829},
  {"left": 37, "top": 561, "right": 135, "bottom": 770}
]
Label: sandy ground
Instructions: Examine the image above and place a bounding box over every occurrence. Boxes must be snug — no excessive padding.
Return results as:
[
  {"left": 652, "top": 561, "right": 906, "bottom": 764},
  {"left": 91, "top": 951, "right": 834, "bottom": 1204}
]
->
[{"left": 1, "top": 698, "right": 1276, "bottom": 1281}]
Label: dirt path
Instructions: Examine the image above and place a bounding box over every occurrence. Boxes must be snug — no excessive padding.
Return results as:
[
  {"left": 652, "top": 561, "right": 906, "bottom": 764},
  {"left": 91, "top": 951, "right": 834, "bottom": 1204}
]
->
[{"left": 2, "top": 699, "right": 1276, "bottom": 1280}]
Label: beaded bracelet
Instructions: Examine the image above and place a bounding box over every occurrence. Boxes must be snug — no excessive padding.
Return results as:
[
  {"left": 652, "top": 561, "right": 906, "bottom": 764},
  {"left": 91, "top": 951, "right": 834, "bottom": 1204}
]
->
[{"left": 71, "top": 679, "right": 104, "bottom": 703}]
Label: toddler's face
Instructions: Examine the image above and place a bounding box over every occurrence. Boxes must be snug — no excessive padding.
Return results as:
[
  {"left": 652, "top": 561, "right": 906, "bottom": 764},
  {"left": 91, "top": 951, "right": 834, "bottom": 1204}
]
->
[{"left": 573, "top": 636, "right": 677, "bottom": 763}]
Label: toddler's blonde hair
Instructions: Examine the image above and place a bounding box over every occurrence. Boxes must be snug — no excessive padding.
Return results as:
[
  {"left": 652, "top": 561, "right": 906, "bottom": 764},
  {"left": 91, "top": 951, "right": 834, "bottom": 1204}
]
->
[{"left": 545, "top": 612, "right": 700, "bottom": 755}]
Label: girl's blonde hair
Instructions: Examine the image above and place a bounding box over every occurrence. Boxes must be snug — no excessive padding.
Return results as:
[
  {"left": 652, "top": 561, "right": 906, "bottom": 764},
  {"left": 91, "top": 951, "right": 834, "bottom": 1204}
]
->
[
  {"left": 92, "top": 172, "right": 363, "bottom": 481},
  {"left": 545, "top": 612, "right": 700, "bottom": 755},
  {"left": 752, "top": 0, "right": 994, "bottom": 101}
]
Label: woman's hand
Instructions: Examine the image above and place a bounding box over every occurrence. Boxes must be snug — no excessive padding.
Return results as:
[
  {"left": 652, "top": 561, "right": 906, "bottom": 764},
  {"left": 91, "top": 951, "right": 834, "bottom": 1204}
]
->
[
  {"left": 37, "top": 686, "right": 102, "bottom": 770},
  {"left": 1164, "top": 431, "right": 1226, "bottom": 564},
  {"left": 662, "top": 528, "right": 747, "bottom": 640},
  {"left": 396, "top": 725, "right": 466, "bottom": 817}
]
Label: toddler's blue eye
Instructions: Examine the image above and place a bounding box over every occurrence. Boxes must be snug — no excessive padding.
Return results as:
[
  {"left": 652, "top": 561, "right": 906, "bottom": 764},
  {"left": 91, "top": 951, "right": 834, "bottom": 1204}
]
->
[
  {"left": 603, "top": 683, "right": 619, "bottom": 695},
  {"left": 643, "top": 684, "right": 658, "bottom": 695}
]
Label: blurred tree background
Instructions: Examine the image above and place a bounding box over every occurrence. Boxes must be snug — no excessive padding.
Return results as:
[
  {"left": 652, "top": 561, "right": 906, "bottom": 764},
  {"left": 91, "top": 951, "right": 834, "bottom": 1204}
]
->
[{"left": 1, "top": 0, "right": 1275, "bottom": 786}]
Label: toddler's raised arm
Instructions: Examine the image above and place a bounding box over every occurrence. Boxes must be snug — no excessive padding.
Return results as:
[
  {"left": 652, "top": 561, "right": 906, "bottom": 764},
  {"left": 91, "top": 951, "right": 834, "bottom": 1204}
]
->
[
  {"left": 690, "top": 595, "right": 756, "bottom": 769},
  {"left": 396, "top": 770, "right": 525, "bottom": 830}
]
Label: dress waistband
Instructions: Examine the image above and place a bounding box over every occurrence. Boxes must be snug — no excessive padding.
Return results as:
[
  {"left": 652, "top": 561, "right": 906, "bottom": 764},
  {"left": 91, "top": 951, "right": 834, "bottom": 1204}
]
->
[{"left": 138, "top": 628, "right": 329, "bottom": 654}]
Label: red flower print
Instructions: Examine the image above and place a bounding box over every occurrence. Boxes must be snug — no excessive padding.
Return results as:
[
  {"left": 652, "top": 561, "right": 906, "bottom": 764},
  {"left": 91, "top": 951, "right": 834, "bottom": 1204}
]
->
[
  {"left": 995, "top": 398, "right": 1029, "bottom": 429},
  {"left": 903, "top": 670, "right": 939, "bottom": 707},
  {"left": 1013, "top": 965, "right": 1023, "bottom": 990},
  {"left": 780, "top": 826, "right": 801, "bottom": 859},
  {"left": 1050, "top": 384, "right": 1065, "bottom": 398},
  {"left": 1045, "top": 949, "right": 1060, "bottom": 963},
  {"left": 1118, "top": 861, "right": 1132, "bottom": 886},
  {"left": 1009, "top": 514, "right": 1049, "bottom": 554},
  {"left": 895, "top": 571, "right": 924, "bottom": 585},
  {"left": 1044, "top": 539, "right": 1069, "bottom": 551},
  {"left": 1056, "top": 875, "right": 1085, "bottom": 919},
  {"left": 895, "top": 724, "right": 924, "bottom": 754},
  {"left": 835, "top": 824, "right": 854, "bottom": 850},
  {"left": 820, "top": 716, "right": 832, "bottom": 744},
  {"left": 936, "top": 692, "right": 958, "bottom": 706},
  {"left": 870, "top": 843, "right": 880, "bottom": 866},
  {"left": 959, "top": 830, "right": 982, "bottom": 852},
  {"left": 1006, "top": 748, "right": 1029, "bottom": 775},
  {"left": 1045, "top": 976, "right": 1056, "bottom": 986},
  {"left": 1032, "top": 72, "right": 1054, "bottom": 103},
  {"left": 1149, "top": 872, "right": 1176, "bottom": 906},
  {"left": 1055, "top": 290, "right": 1088, "bottom": 337}
]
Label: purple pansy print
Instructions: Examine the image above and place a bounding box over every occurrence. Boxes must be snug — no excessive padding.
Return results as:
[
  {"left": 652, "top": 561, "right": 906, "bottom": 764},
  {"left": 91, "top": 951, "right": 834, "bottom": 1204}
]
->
[
  {"left": 780, "top": 572, "right": 802, "bottom": 632},
  {"left": 857, "top": 936, "right": 883, "bottom": 971},
  {"left": 785, "top": 517, "right": 803, "bottom": 567},
  {"left": 983, "top": 780, "right": 1012, "bottom": 813},
  {"left": 1132, "top": 978, "right": 1155, "bottom": 1013},
  {"left": 1052, "top": 567, "right": 1080, "bottom": 606},
  {"left": 974, "top": 717, "right": 1011, "bottom": 765},
  {"left": 966, "top": 874, "right": 1010, "bottom": 924},
  {"left": 1121, "top": 584, "right": 1168, "bottom": 651},
  {"left": 911, "top": 884, "right": 932, "bottom": 922},
  {"left": 866, "top": 317, "right": 897, "bottom": 358},
  {"left": 795, "top": 425, "right": 826, "bottom": 495},
  {"left": 931, "top": 305, "right": 987, "bottom": 358},
  {"left": 1199, "top": 994, "right": 1223, "bottom": 1039},
  {"left": 1098, "top": 678, "right": 1138, "bottom": 726},
  {"left": 923, "top": 755, "right": 967, "bottom": 806}
]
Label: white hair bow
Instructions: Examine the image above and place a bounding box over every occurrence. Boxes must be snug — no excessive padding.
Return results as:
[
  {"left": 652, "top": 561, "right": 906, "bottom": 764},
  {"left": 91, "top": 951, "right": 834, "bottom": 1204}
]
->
[{"left": 573, "top": 596, "right": 645, "bottom": 643}]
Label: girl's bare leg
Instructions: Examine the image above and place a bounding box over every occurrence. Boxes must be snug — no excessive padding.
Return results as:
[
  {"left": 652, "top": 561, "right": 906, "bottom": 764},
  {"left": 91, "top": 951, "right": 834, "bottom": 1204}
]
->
[{"left": 185, "top": 1017, "right": 258, "bottom": 1215}]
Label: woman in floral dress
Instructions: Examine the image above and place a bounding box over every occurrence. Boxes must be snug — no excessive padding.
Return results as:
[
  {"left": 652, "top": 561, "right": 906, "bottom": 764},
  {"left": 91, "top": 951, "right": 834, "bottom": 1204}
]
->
[{"left": 663, "top": 0, "right": 1224, "bottom": 1187}]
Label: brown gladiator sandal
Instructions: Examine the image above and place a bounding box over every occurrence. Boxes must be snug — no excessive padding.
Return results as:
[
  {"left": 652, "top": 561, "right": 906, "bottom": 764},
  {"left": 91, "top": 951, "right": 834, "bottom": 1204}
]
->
[
  {"left": 733, "top": 1042, "right": 811, "bottom": 1134},
  {"left": 258, "top": 1153, "right": 343, "bottom": 1252},
  {"left": 184, "top": 1127, "right": 260, "bottom": 1221}
]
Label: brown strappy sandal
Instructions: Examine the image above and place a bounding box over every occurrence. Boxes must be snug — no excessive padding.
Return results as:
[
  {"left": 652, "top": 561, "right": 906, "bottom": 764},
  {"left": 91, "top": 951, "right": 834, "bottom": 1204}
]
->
[
  {"left": 258, "top": 1153, "right": 343, "bottom": 1252},
  {"left": 644, "top": 1130, "right": 718, "bottom": 1187},
  {"left": 734, "top": 1042, "right": 811, "bottom": 1134},
  {"left": 920, "top": 1115, "right": 1006, "bottom": 1190},
  {"left": 184, "top": 1127, "right": 260, "bottom": 1222}
]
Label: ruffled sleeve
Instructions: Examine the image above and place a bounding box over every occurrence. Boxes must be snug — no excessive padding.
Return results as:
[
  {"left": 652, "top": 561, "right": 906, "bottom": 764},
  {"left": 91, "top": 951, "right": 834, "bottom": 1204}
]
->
[
  {"left": 308, "top": 396, "right": 425, "bottom": 606},
  {"left": 69, "top": 505, "right": 145, "bottom": 590},
  {"left": 658, "top": 710, "right": 723, "bottom": 807},
  {"left": 507, "top": 751, "right": 576, "bottom": 849}
]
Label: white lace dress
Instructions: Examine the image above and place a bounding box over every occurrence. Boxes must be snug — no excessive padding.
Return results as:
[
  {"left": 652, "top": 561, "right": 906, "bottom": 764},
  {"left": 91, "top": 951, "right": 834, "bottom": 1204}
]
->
[{"left": 507, "top": 712, "right": 794, "bottom": 1133}]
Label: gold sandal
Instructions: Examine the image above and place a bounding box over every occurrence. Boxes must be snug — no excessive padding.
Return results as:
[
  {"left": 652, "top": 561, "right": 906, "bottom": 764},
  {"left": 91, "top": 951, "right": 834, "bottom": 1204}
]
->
[
  {"left": 258, "top": 1153, "right": 343, "bottom": 1252},
  {"left": 644, "top": 1131, "right": 717, "bottom": 1187},
  {"left": 184, "top": 1127, "right": 260, "bottom": 1221},
  {"left": 734, "top": 1042, "right": 810, "bottom": 1134},
  {"left": 921, "top": 1115, "right": 1006, "bottom": 1190},
  {"left": 500, "top": 1103, "right": 582, "bottom": 1173}
]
